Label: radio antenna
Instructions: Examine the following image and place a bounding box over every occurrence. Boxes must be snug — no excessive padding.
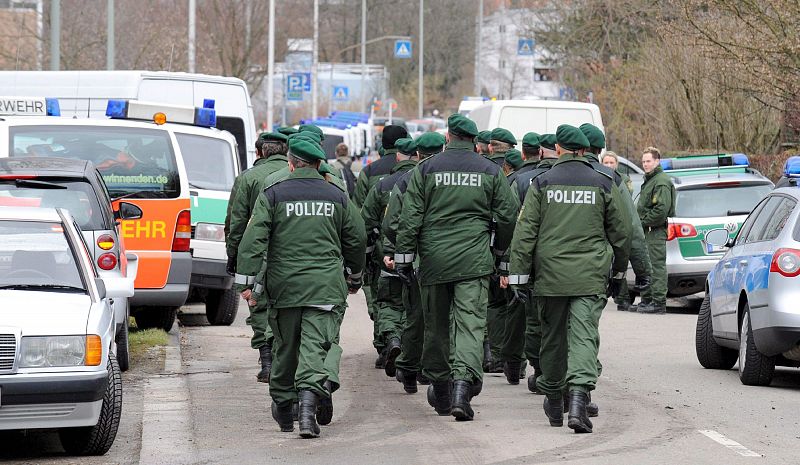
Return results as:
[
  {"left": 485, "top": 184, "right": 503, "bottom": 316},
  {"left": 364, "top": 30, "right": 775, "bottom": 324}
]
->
[{"left": 167, "top": 45, "right": 175, "bottom": 72}]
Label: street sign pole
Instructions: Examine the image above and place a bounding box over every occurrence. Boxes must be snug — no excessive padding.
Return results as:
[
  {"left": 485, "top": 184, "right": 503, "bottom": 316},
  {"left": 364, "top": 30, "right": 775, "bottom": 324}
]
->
[
  {"left": 418, "top": 0, "right": 424, "bottom": 119},
  {"left": 312, "top": 0, "right": 319, "bottom": 120},
  {"left": 266, "top": 0, "right": 275, "bottom": 131},
  {"left": 360, "top": 0, "right": 367, "bottom": 112}
]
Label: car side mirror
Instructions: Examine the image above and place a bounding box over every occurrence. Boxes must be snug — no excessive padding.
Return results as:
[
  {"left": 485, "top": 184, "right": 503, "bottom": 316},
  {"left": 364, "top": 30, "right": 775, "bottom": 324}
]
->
[
  {"left": 114, "top": 201, "right": 143, "bottom": 221},
  {"left": 94, "top": 277, "right": 107, "bottom": 300},
  {"left": 705, "top": 228, "right": 731, "bottom": 248}
]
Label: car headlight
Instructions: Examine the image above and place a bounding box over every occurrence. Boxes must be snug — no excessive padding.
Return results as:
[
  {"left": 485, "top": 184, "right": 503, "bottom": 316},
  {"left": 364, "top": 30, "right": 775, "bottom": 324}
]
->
[
  {"left": 19, "top": 336, "right": 86, "bottom": 368},
  {"left": 194, "top": 222, "right": 225, "bottom": 242}
]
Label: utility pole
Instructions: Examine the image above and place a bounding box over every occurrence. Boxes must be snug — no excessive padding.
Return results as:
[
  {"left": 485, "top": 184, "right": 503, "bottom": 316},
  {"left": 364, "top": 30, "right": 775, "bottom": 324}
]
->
[
  {"left": 475, "top": 0, "right": 483, "bottom": 95},
  {"left": 50, "top": 0, "right": 60, "bottom": 70},
  {"left": 106, "top": 0, "right": 115, "bottom": 70},
  {"left": 36, "top": 0, "right": 44, "bottom": 70},
  {"left": 266, "top": 0, "right": 275, "bottom": 131},
  {"left": 418, "top": 0, "right": 424, "bottom": 119},
  {"left": 188, "top": 0, "right": 196, "bottom": 73},
  {"left": 312, "top": 0, "right": 319, "bottom": 120},
  {"left": 360, "top": 0, "right": 367, "bottom": 112}
]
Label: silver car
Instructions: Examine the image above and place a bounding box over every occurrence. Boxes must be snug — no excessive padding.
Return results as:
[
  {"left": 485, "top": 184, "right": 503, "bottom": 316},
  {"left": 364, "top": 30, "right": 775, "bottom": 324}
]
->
[
  {"left": 0, "top": 207, "right": 137, "bottom": 455},
  {"left": 696, "top": 187, "right": 800, "bottom": 386}
]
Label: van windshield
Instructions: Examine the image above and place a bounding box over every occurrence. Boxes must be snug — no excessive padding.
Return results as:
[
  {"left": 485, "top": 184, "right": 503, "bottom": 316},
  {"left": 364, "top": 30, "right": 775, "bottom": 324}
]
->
[
  {"left": 10, "top": 125, "right": 179, "bottom": 199},
  {"left": 175, "top": 133, "right": 236, "bottom": 191}
]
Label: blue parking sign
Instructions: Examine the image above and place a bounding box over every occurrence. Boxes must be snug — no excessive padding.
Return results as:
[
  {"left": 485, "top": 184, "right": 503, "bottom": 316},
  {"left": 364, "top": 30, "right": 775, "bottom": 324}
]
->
[{"left": 394, "top": 40, "right": 412, "bottom": 59}]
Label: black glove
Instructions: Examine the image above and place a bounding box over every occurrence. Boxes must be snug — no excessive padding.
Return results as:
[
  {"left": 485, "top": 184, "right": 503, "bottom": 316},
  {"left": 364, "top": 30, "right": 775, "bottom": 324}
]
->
[
  {"left": 508, "top": 286, "right": 529, "bottom": 307},
  {"left": 226, "top": 256, "right": 236, "bottom": 276},
  {"left": 633, "top": 275, "right": 651, "bottom": 293},
  {"left": 348, "top": 274, "right": 363, "bottom": 293},
  {"left": 607, "top": 274, "right": 625, "bottom": 298},
  {"left": 396, "top": 262, "right": 414, "bottom": 285}
]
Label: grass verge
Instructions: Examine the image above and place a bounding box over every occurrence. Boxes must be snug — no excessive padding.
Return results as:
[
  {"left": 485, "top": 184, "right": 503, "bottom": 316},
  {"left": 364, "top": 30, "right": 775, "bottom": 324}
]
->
[{"left": 129, "top": 327, "right": 170, "bottom": 359}]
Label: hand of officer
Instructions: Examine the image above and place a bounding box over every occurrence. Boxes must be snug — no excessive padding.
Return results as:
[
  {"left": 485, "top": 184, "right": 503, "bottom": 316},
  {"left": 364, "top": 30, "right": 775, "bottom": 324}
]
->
[
  {"left": 633, "top": 275, "right": 651, "bottom": 293},
  {"left": 383, "top": 256, "right": 395, "bottom": 270},
  {"left": 499, "top": 276, "right": 509, "bottom": 289},
  {"left": 508, "top": 286, "right": 529, "bottom": 307},
  {"left": 607, "top": 272, "right": 625, "bottom": 298},
  {"left": 396, "top": 263, "right": 414, "bottom": 285},
  {"left": 241, "top": 288, "right": 252, "bottom": 302},
  {"left": 225, "top": 256, "right": 236, "bottom": 276},
  {"left": 347, "top": 274, "right": 363, "bottom": 294}
]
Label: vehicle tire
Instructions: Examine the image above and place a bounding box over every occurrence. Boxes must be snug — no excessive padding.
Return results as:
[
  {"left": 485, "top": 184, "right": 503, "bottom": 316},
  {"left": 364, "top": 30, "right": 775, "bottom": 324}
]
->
[
  {"left": 695, "top": 294, "right": 737, "bottom": 369},
  {"left": 738, "top": 304, "right": 775, "bottom": 386},
  {"left": 59, "top": 356, "right": 123, "bottom": 456},
  {"left": 205, "top": 287, "right": 238, "bottom": 326},
  {"left": 116, "top": 322, "right": 130, "bottom": 372},
  {"left": 135, "top": 306, "right": 178, "bottom": 332}
]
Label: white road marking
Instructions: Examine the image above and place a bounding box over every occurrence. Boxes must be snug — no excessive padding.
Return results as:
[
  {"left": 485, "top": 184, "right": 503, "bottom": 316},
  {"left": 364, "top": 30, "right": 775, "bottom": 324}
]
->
[{"left": 699, "top": 430, "right": 762, "bottom": 457}]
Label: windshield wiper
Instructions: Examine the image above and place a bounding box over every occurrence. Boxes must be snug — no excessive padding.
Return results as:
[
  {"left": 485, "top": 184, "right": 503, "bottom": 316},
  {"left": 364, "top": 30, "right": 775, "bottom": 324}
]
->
[
  {"left": 727, "top": 210, "right": 751, "bottom": 216},
  {"left": 14, "top": 179, "right": 68, "bottom": 189},
  {"left": 0, "top": 284, "right": 85, "bottom": 292},
  {"left": 110, "top": 189, "right": 177, "bottom": 202}
]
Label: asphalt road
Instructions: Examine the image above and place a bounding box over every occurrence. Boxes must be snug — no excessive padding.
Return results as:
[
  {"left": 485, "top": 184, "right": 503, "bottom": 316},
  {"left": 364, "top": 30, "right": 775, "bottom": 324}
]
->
[{"left": 3, "top": 293, "right": 799, "bottom": 464}]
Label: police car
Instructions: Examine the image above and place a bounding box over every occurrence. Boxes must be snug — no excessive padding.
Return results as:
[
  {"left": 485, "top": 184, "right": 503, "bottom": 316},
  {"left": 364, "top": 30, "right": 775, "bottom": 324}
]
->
[{"left": 651, "top": 154, "right": 773, "bottom": 297}]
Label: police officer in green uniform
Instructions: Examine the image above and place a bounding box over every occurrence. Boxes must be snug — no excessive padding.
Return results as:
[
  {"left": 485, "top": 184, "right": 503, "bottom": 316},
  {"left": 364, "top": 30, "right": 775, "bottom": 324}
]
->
[
  {"left": 353, "top": 125, "right": 409, "bottom": 369},
  {"left": 506, "top": 132, "right": 542, "bottom": 186},
  {"left": 236, "top": 139, "right": 365, "bottom": 438},
  {"left": 508, "top": 124, "right": 630, "bottom": 434},
  {"left": 225, "top": 131, "right": 289, "bottom": 382},
  {"left": 382, "top": 132, "right": 446, "bottom": 393},
  {"left": 361, "top": 137, "right": 419, "bottom": 377},
  {"left": 503, "top": 148, "right": 524, "bottom": 176},
  {"left": 636, "top": 147, "right": 675, "bottom": 314},
  {"left": 396, "top": 115, "right": 517, "bottom": 421},
  {"left": 475, "top": 130, "right": 492, "bottom": 156}
]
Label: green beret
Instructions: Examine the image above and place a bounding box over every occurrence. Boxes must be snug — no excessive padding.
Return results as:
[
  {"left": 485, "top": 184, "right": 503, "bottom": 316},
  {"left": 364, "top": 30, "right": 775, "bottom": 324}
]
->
[
  {"left": 259, "top": 131, "right": 288, "bottom": 143},
  {"left": 556, "top": 124, "right": 590, "bottom": 151},
  {"left": 579, "top": 123, "right": 605, "bottom": 149},
  {"left": 447, "top": 114, "right": 479, "bottom": 138},
  {"left": 318, "top": 162, "right": 338, "bottom": 176},
  {"left": 298, "top": 124, "right": 325, "bottom": 141},
  {"left": 522, "top": 132, "right": 540, "bottom": 149},
  {"left": 395, "top": 137, "right": 418, "bottom": 155},
  {"left": 475, "top": 130, "right": 492, "bottom": 144},
  {"left": 289, "top": 131, "right": 322, "bottom": 145},
  {"left": 288, "top": 139, "right": 327, "bottom": 162},
  {"left": 504, "top": 149, "right": 523, "bottom": 169},
  {"left": 490, "top": 128, "right": 517, "bottom": 146},
  {"left": 276, "top": 126, "right": 299, "bottom": 136},
  {"left": 539, "top": 134, "right": 557, "bottom": 151},
  {"left": 416, "top": 132, "right": 446, "bottom": 153}
]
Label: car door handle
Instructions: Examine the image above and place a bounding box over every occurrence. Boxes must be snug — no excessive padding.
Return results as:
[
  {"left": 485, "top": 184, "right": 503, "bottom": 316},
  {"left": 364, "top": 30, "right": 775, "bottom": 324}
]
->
[
  {"left": 723, "top": 262, "right": 733, "bottom": 268},
  {"left": 738, "top": 260, "right": 748, "bottom": 267}
]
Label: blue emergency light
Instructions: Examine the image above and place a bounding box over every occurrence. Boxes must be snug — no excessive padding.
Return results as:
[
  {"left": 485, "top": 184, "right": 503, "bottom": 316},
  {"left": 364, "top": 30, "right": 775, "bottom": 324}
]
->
[
  {"left": 194, "top": 107, "right": 217, "bottom": 128},
  {"left": 661, "top": 153, "right": 749, "bottom": 171},
  {"left": 784, "top": 155, "right": 800, "bottom": 177},
  {"left": 105, "top": 99, "right": 129, "bottom": 118},
  {"left": 45, "top": 98, "right": 61, "bottom": 116},
  {"left": 105, "top": 99, "right": 216, "bottom": 128}
]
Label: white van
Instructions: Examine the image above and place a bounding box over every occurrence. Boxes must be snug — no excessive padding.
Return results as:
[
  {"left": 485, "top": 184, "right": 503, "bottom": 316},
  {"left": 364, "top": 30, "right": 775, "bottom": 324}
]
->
[
  {"left": 468, "top": 99, "right": 604, "bottom": 142},
  {"left": 0, "top": 71, "right": 256, "bottom": 169}
]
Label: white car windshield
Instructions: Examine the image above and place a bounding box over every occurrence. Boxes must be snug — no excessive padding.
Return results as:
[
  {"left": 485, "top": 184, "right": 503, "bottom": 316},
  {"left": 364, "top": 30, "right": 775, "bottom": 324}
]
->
[{"left": 0, "top": 220, "right": 85, "bottom": 292}]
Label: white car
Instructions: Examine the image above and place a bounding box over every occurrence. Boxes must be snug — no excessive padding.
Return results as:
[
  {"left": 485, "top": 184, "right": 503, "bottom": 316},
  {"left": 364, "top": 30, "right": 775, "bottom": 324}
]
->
[{"left": 0, "top": 207, "right": 137, "bottom": 456}]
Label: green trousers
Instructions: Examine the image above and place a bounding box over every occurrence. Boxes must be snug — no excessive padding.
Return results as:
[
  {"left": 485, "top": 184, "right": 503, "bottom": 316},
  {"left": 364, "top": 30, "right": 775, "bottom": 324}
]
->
[
  {"left": 376, "top": 275, "right": 405, "bottom": 341},
  {"left": 396, "top": 275, "right": 424, "bottom": 373},
  {"left": 325, "top": 305, "right": 346, "bottom": 391},
  {"left": 500, "top": 298, "right": 526, "bottom": 364},
  {"left": 536, "top": 295, "right": 605, "bottom": 397},
  {"left": 487, "top": 276, "right": 508, "bottom": 361},
  {"left": 364, "top": 271, "right": 383, "bottom": 352},
  {"left": 642, "top": 227, "right": 668, "bottom": 305},
  {"left": 525, "top": 296, "right": 542, "bottom": 365},
  {"left": 618, "top": 219, "right": 653, "bottom": 303},
  {"left": 420, "top": 277, "right": 489, "bottom": 383},
  {"left": 246, "top": 292, "right": 272, "bottom": 349},
  {"left": 267, "top": 306, "right": 340, "bottom": 406}
]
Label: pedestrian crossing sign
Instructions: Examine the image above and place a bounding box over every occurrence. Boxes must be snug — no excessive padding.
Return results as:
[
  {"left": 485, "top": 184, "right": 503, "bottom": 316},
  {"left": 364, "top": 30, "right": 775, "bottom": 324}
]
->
[
  {"left": 394, "top": 40, "right": 412, "bottom": 59},
  {"left": 517, "top": 39, "right": 535, "bottom": 56},
  {"left": 333, "top": 86, "right": 349, "bottom": 102}
]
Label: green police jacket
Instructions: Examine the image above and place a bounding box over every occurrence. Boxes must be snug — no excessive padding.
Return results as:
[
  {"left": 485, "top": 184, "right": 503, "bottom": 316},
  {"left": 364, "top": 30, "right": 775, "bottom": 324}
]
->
[
  {"left": 236, "top": 167, "right": 366, "bottom": 308},
  {"left": 361, "top": 159, "right": 418, "bottom": 270},
  {"left": 637, "top": 165, "right": 676, "bottom": 228},
  {"left": 352, "top": 149, "right": 398, "bottom": 207},
  {"left": 507, "top": 158, "right": 539, "bottom": 187},
  {"left": 381, "top": 170, "right": 413, "bottom": 259},
  {"left": 225, "top": 155, "right": 288, "bottom": 262},
  {"left": 508, "top": 154, "right": 631, "bottom": 296},
  {"left": 395, "top": 140, "right": 518, "bottom": 285}
]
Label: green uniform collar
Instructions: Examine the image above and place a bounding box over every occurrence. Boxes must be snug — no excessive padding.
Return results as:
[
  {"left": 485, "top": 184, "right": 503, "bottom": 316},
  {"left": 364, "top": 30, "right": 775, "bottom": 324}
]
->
[
  {"left": 445, "top": 139, "right": 475, "bottom": 151},
  {"left": 584, "top": 152, "right": 599, "bottom": 163},
  {"left": 489, "top": 152, "right": 506, "bottom": 162},
  {"left": 645, "top": 165, "right": 664, "bottom": 180},
  {"left": 538, "top": 157, "right": 558, "bottom": 168},
  {"left": 555, "top": 153, "right": 591, "bottom": 167},
  {"left": 521, "top": 158, "right": 538, "bottom": 167},
  {"left": 382, "top": 148, "right": 398, "bottom": 157},
  {"left": 391, "top": 159, "right": 418, "bottom": 173},
  {"left": 253, "top": 157, "right": 270, "bottom": 167},
  {"left": 288, "top": 166, "right": 325, "bottom": 180}
]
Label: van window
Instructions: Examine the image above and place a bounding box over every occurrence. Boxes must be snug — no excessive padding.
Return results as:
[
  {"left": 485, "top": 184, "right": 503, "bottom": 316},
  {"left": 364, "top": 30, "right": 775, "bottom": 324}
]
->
[
  {"left": 497, "top": 107, "right": 547, "bottom": 139},
  {"left": 216, "top": 116, "right": 246, "bottom": 169},
  {"left": 175, "top": 133, "right": 236, "bottom": 191},
  {"left": 10, "top": 125, "right": 179, "bottom": 199},
  {"left": 321, "top": 135, "right": 344, "bottom": 160}
]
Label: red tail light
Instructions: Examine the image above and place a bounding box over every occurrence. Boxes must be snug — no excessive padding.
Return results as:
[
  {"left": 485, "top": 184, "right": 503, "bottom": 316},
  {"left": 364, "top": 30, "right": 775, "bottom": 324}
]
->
[
  {"left": 667, "top": 223, "right": 698, "bottom": 241},
  {"left": 770, "top": 248, "right": 800, "bottom": 277},
  {"left": 96, "top": 234, "right": 115, "bottom": 250},
  {"left": 172, "top": 210, "right": 191, "bottom": 252},
  {"left": 0, "top": 175, "right": 36, "bottom": 179},
  {"left": 97, "top": 253, "right": 118, "bottom": 270}
]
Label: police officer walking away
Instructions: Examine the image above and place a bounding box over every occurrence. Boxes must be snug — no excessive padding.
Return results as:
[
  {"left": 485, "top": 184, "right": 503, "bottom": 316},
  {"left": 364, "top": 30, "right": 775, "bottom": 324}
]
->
[
  {"left": 236, "top": 139, "right": 366, "bottom": 438},
  {"left": 508, "top": 125, "right": 630, "bottom": 434},
  {"left": 395, "top": 114, "right": 517, "bottom": 421},
  {"left": 330, "top": 142, "right": 358, "bottom": 198},
  {"left": 636, "top": 147, "right": 675, "bottom": 314}
]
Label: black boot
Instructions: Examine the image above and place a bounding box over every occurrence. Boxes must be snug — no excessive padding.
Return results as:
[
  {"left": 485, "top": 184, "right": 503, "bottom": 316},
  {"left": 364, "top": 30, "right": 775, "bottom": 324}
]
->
[
  {"left": 374, "top": 347, "right": 386, "bottom": 369},
  {"left": 451, "top": 380, "right": 474, "bottom": 421},
  {"left": 417, "top": 372, "right": 430, "bottom": 385},
  {"left": 543, "top": 395, "right": 563, "bottom": 427},
  {"left": 586, "top": 392, "right": 599, "bottom": 417},
  {"left": 316, "top": 381, "right": 334, "bottom": 426},
  {"left": 503, "top": 360, "right": 521, "bottom": 385},
  {"left": 482, "top": 339, "right": 493, "bottom": 371},
  {"left": 430, "top": 382, "right": 452, "bottom": 416},
  {"left": 257, "top": 342, "right": 272, "bottom": 383},
  {"left": 384, "top": 337, "right": 401, "bottom": 377},
  {"left": 271, "top": 401, "right": 294, "bottom": 432},
  {"left": 470, "top": 379, "right": 483, "bottom": 398},
  {"left": 527, "top": 359, "right": 543, "bottom": 394},
  {"left": 396, "top": 368, "right": 418, "bottom": 394},
  {"left": 567, "top": 391, "right": 593, "bottom": 434},
  {"left": 519, "top": 360, "right": 527, "bottom": 380},
  {"left": 298, "top": 390, "right": 321, "bottom": 438},
  {"left": 489, "top": 360, "right": 504, "bottom": 374}
]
